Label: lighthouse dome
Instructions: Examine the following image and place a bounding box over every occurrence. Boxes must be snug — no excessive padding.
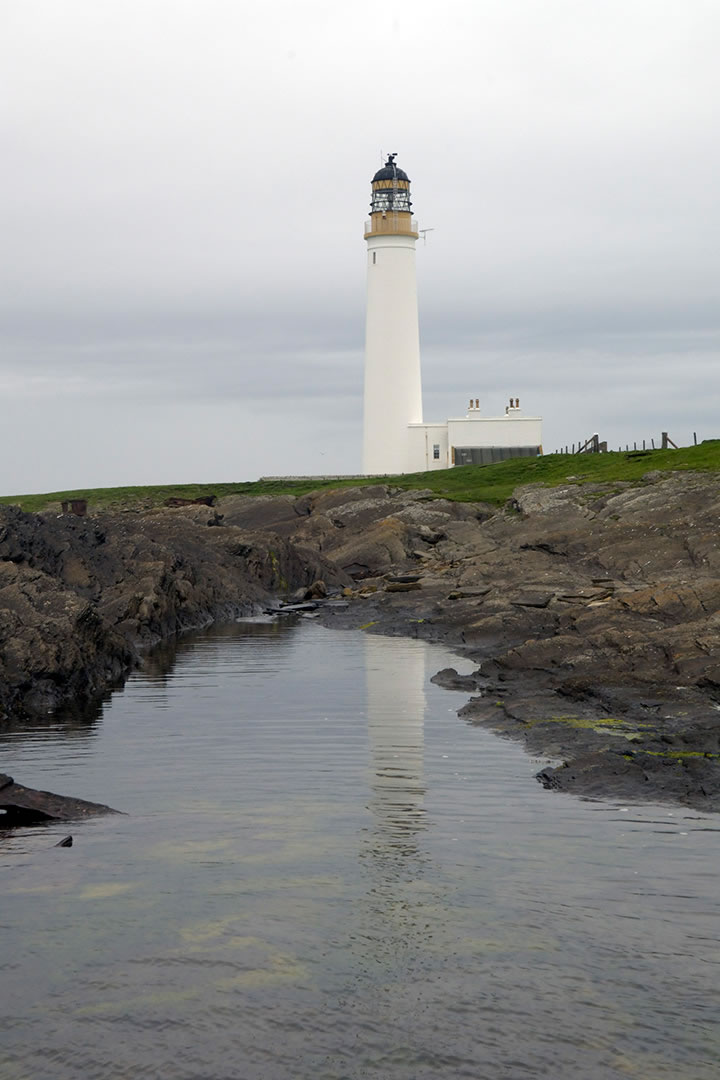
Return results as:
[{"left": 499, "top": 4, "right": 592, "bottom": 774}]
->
[
  {"left": 372, "top": 154, "right": 409, "bottom": 183},
  {"left": 373, "top": 162, "right": 409, "bottom": 183}
]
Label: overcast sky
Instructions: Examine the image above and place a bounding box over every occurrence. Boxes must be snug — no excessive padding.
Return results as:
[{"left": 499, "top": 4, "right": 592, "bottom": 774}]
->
[{"left": 1, "top": 0, "right": 718, "bottom": 494}]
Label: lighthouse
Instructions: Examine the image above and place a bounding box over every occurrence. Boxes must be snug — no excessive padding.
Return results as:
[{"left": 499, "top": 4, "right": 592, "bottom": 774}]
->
[{"left": 363, "top": 154, "right": 423, "bottom": 475}]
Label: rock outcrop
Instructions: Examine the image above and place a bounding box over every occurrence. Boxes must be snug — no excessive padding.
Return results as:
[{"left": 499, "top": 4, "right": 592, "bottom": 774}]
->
[{"left": 302, "top": 474, "right": 720, "bottom": 810}]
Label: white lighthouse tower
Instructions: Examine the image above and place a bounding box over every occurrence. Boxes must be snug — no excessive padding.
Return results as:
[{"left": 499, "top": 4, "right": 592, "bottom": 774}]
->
[{"left": 363, "top": 154, "right": 423, "bottom": 475}]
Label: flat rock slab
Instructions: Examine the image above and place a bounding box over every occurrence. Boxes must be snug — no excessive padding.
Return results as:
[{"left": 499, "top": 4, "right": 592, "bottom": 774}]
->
[
  {"left": 0, "top": 773, "right": 121, "bottom": 826},
  {"left": 556, "top": 589, "right": 613, "bottom": 603},
  {"left": 511, "top": 593, "right": 553, "bottom": 608},
  {"left": 275, "top": 602, "right": 320, "bottom": 613},
  {"left": 447, "top": 586, "right": 492, "bottom": 600}
]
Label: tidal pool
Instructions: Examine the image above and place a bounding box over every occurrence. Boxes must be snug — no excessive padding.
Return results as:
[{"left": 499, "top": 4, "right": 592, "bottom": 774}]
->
[{"left": 1, "top": 621, "right": 718, "bottom": 1079}]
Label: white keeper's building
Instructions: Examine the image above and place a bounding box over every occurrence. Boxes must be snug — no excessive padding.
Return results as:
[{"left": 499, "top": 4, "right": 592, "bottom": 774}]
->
[{"left": 363, "top": 154, "right": 543, "bottom": 475}]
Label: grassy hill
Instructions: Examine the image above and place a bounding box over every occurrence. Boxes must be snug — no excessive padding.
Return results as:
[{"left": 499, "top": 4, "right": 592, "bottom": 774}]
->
[{"left": 1, "top": 441, "right": 719, "bottom": 514}]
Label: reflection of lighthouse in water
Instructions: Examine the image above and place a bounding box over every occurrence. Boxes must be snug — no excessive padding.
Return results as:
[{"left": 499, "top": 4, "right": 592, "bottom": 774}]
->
[{"left": 364, "top": 635, "right": 426, "bottom": 860}]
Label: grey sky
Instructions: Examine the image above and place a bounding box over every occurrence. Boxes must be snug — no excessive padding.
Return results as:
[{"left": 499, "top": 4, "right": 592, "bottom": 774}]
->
[{"left": 2, "top": 0, "right": 718, "bottom": 493}]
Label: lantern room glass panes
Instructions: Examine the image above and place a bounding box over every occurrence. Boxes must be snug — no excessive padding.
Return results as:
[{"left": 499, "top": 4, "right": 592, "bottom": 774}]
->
[{"left": 370, "top": 186, "right": 412, "bottom": 214}]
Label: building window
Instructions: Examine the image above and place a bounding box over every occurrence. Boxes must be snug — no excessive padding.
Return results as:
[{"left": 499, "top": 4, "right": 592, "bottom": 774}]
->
[
  {"left": 372, "top": 252, "right": 376, "bottom": 264},
  {"left": 433, "top": 444, "right": 440, "bottom": 460}
]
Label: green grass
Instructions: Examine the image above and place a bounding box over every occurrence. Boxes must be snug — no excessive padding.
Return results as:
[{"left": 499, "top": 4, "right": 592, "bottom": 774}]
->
[{"left": 1, "top": 441, "right": 719, "bottom": 514}]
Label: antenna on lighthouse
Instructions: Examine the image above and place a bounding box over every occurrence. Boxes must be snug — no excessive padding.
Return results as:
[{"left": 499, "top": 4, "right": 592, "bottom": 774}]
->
[
  {"left": 418, "top": 228, "right": 435, "bottom": 246},
  {"left": 390, "top": 153, "right": 400, "bottom": 231}
]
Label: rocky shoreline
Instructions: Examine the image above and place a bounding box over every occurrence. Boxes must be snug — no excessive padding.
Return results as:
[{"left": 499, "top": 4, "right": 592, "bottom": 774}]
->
[
  {"left": 2, "top": 471, "right": 719, "bottom": 812},
  {"left": 0, "top": 502, "right": 349, "bottom": 721}
]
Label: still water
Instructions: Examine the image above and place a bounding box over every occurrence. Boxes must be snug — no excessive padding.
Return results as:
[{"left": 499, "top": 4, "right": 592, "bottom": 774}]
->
[{"left": 1, "top": 620, "right": 718, "bottom": 1080}]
